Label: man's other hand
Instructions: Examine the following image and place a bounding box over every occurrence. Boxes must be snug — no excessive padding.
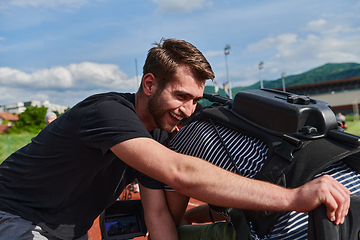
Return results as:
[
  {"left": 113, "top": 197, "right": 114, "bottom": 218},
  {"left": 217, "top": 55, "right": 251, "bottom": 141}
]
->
[{"left": 292, "top": 174, "right": 350, "bottom": 225}]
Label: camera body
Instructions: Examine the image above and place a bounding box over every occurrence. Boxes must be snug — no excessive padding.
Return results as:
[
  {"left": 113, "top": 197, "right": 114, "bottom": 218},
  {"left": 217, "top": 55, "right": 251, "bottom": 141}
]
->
[{"left": 99, "top": 200, "right": 147, "bottom": 240}]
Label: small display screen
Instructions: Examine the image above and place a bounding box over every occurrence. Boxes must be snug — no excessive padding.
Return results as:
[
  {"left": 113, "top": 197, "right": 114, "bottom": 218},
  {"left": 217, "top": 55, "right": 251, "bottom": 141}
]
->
[{"left": 105, "top": 214, "right": 141, "bottom": 237}]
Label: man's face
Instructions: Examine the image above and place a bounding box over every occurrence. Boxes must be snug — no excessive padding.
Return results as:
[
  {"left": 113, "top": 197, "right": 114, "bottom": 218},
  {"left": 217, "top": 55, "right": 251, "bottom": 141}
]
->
[
  {"left": 148, "top": 65, "right": 205, "bottom": 133},
  {"left": 46, "top": 116, "right": 56, "bottom": 124}
]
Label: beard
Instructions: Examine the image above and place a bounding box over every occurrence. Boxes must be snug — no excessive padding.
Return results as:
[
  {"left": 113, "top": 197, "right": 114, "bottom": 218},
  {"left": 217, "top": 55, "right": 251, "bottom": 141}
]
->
[{"left": 148, "top": 89, "right": 177, "bottom": 133}]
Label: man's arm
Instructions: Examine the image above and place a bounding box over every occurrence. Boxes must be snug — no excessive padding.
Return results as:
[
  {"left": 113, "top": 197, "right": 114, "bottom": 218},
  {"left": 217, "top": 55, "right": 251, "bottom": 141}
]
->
[
  {"left": 139, "top": 184, "right": 178, "bottom": 240},
  {"left": 165, "top": 191, "right": 190, "bottom": 226},
  {"left": 111, "top": 137, "right": 350, "bottom": 225},
  {"left": 164, "top": 190, "right": 226, "bottom": 226}
]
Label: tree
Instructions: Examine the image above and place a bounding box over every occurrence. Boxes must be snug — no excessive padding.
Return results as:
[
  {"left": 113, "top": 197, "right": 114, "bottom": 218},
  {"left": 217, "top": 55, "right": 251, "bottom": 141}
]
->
[{"left": 8, "top": 106, "right": 48, "bottom": 134}]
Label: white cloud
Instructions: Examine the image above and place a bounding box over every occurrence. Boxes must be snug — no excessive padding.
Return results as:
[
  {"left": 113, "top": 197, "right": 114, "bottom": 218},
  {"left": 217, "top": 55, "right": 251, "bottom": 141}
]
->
[
  {"left": 0, "top": 86, "right": 101, "bottom": 107},
  {"left": 204, "top": 50, "right": 223, "bottom": 57},
  {"left": 0, "top": 62, "right": 138, "bottom": 91},
  {"left": 0, "top": 0, "right": 103, "bottom": 10},
  {"left": 246, "top": 34, "right": 298, "bottom": 52},
  {"left": 304, "top": 18, "right": 360, "bottom": 37},
  {"left": 0, "top": 62, "right": 142, "bottom": 107},
  {"left": 307, "top": 19, "right": 327, "bottom": 28},
  {"left": 228, "top": 64, "right": 262, "bottom": 87},
  {"left": 152, "top": 0, "right": 212, "bottom": 13},
  {"left": 243, "top": 19, "right": 360, "bottom": 80}
]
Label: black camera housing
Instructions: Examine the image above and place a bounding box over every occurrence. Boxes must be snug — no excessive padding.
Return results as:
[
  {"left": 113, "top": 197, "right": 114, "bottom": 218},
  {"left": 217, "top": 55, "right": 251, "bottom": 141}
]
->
[{"left": 99, "top": 200, "right": 147, "bottom": 240}]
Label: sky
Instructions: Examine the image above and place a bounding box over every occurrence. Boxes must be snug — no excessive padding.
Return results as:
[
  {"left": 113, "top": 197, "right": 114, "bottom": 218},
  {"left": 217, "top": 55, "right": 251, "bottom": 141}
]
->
[{"left": 1, "top": 0, "right": 360, "bottom": 107}]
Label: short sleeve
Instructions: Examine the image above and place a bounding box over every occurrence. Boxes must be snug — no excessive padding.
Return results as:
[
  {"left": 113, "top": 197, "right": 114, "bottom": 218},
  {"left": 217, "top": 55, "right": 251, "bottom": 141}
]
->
[
  {"left": 137, "top": 129, "right": 171, "bottom": 190},
  {"left": 137, "top": 172, "right": 166, "bottom": 189},
  {"left": 79, "top": 95, "right": 152, "bottom": 155}
]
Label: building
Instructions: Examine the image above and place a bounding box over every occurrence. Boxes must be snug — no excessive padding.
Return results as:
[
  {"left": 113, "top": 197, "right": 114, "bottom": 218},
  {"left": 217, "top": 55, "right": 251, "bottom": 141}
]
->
[
  {"left": 0, "top": 102, "right": 26, "bottom": 114},
  {"left": 0, "top": 112, "right": 20, "bottom": 134},
  {"left": 276, "top": 76, "right": 360, "bottom": 116},
  {"left": 0, "top": 112, "right": 19, "bottom": 125},
  {"left": 0, "top": 101, "right": 68, "bottom": 114}
]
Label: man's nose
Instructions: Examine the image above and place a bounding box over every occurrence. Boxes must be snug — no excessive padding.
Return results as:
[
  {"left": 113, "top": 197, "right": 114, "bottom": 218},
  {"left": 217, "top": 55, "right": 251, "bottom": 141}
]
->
[{"left": 180, "top": 101, "right": 196, "bottom": 118}]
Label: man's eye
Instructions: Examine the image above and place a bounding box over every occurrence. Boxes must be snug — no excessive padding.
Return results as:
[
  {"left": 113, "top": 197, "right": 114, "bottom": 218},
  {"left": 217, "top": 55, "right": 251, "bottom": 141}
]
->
[
  {"left": 193, "top": 98, "right": 201, "bottom": 104},
  {"left": 177, "top": 94, "right": 186, "bottom": 100}
]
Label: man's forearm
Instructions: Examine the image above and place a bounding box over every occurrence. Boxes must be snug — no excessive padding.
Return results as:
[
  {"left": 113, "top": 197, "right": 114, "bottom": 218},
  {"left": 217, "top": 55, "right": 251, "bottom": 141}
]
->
[
  {"left": 112, "top": 138, "right": 350, "bottom": 224},
  {"left": 171, "top": 159, "right": 294, "bottom": 212},
  {"left": 167, "top": 154, "right": 349, "bottom": 225},
  {"left": 113, "top": 138, "right": 291, "bottom": 210}
]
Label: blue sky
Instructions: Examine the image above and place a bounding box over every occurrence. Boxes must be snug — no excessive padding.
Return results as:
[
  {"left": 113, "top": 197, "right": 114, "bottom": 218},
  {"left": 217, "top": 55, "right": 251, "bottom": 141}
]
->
[{"left": 1, "top": 0, "right": 360, "bottom": 107}]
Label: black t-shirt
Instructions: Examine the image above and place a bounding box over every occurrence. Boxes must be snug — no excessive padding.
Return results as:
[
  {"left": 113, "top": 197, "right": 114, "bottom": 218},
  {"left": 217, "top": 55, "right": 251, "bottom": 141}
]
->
[{"left": 0, "top": 92, "right": 167, "bottom": 239}]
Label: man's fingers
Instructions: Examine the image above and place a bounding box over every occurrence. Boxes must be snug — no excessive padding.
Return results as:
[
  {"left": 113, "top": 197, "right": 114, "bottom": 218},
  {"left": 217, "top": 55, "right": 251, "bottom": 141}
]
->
[
  {"left": 330, "top": 175, "right": 350, "bottom": 225},
  {"left": 291, "top": 175, "right": 350, "bottom": 224},
  {"left": 322, "top": 190, "right": 337, "bottom": 223},
  {"left": 331, "top": 177, "right": 350, "bottom": 224},
  {"left": 321, "top": 175, "right": 350, "bottom": 224}
]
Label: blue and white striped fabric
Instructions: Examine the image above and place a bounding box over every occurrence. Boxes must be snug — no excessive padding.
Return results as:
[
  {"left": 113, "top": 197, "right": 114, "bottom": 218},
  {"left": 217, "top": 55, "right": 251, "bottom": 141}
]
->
[
  {"left": 170, "top": 120, "right": 360, "bottom": 240},
  {"left": 171, "top": 120, "right": 267, "bottom": 178}
]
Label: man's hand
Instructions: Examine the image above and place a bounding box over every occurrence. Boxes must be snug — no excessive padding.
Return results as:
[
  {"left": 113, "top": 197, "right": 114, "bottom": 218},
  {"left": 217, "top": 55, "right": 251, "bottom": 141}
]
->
[{"left": 291, "top": 174, "right": 350, "bottom": 225}]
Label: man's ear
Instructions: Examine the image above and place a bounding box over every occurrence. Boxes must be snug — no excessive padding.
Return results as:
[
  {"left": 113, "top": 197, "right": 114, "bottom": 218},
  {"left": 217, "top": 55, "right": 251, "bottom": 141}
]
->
[{"left": 142, "top": 73, "right": 157, "bottom": 96}]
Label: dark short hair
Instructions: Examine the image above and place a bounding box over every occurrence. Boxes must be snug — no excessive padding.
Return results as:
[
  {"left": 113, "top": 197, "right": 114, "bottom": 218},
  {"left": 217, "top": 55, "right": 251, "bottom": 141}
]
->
[{"left": 141, "top": 38, "right": 214, "bottom": 90}]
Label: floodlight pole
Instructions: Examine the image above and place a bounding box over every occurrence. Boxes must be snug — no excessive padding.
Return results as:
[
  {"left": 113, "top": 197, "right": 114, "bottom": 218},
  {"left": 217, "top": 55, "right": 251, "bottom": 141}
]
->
[
  {"left": 224, "top": 44, "right": 232, "bottom": 98},
  {"left": 259, "top": 61, "right": 264, "bottom": 89},
  {"left": 282, "top": 72, "right": 286, "bottom": 92}
]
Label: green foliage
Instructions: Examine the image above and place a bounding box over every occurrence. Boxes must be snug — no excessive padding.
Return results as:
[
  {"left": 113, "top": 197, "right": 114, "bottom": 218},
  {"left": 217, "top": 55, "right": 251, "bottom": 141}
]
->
[
  {"left": 236, "top": 62, "right": 360, "bottom": 92},
  {"left": 203, "top": 63, "right": 360, "bottom": 101},
  {"left": 205, "top": 63, "right": 360, "bottom": 97},
  {"left": 7, "top": 106, "right": 47, "bottom": 134},
  {"left": 53, "top": 110, "right": 60, "bottom": 116},
  {"left": 1, "top": 119, "right": 10, "bottom": 125}
]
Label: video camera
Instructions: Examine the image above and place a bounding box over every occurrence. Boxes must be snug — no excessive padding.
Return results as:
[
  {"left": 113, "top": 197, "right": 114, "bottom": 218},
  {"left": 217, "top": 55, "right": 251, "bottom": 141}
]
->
[{"left": 99, "top": 200, "right": 147, "bottom": 240}]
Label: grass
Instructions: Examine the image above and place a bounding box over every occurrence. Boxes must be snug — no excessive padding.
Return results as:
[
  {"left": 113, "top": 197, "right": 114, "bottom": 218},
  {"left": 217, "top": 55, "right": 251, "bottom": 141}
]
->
[
  {"left": 345, "top": 119, "right": 360, "bottom": 136},
  {"left": 0, "top": 118, "right": 360, "bottom": 164},
  {"left": 0, "top": 133, "right": 36, "bottom": 163}
]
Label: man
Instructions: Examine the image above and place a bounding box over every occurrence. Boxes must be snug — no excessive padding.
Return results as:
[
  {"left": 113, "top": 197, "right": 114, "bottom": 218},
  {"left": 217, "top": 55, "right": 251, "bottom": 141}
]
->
[
  {"left": 0, "top": 39, "right": 350, "bottom": 240},
  {"left": 45, "top": 111, "right": 57, "bottom": 126},
  {"left": 337, "top": 112, "right": 347, "bottom": 129},
  {"left": 140, "top": 117, "right": 360, "bottom": 239}
]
